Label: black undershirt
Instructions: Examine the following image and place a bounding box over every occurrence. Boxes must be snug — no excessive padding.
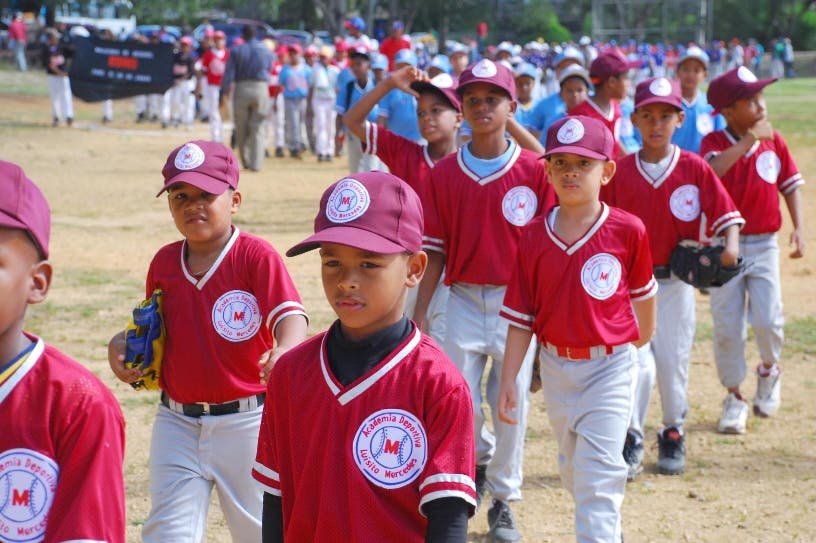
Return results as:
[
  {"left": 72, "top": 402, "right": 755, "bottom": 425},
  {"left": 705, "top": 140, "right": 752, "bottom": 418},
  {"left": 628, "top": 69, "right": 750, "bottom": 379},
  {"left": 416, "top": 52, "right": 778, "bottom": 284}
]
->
[{"left": 262, "top": 317, "right": 469, "bottom": 542}]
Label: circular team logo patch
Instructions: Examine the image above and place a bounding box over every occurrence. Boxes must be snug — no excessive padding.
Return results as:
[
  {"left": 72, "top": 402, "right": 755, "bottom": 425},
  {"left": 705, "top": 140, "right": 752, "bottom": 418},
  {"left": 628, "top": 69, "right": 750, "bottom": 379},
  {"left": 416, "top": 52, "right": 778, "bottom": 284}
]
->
[
  {"left": 581, "top": 253, "right": 622, "bottom": 300},
  {"left": 0, "top": 449, "right": 59, "bottom": 543},
  {"left": 326, "top": 179, "right": 370, "bottom": 223},
  {"left": 737, "top": 66, "right": 757, "bottom": 83},
  {"left": 502, "top": 186, "right": 538, "bottom": 226},
  {"left": 353, "top": 409, "right": 427, "bottom": 489},
  {"left": 649, "top": 77, "right": 672, "bottom": 96},
  {"left": 669, "top": 184, "right": 701, "bottom": 221},
  {"left": 557, "top": 118, "right": 584, "bottom": 144},
  {"left": 756, "top": 150, "right": 781, "bottom": 183},
  {"left": 472, "top": 59, "right": 497, "bottom": 78},
  {"left": 696, "top": 113, "right": 714, "bottom": 135},
  {"left": 212, "top": 290, "right": 262, "bottom": 342},
  {"left": 174, "top": 142, "right": 206, "bottom": 170}
]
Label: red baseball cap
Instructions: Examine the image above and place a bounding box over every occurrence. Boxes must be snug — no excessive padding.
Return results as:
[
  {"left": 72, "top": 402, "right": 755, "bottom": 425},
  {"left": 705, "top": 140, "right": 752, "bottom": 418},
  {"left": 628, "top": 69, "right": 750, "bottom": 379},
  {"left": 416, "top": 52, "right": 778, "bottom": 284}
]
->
[
  {"left": 334, "top": 39, "right": 349, "bottom": 52},
  {"left": 289, "top": 43, "right": 302, "bottom": 54},
  {"left": 410, "top": 72, "right": 462, "bottom": 112},
  {"left": 544, "top": 115, "right": 615, "bottom": 161},
  {"left": 0, "top": 160, "right": 51, "bottom": 259},
  {"left": 707, "top": 66, "right": 777, "bottom": 111},
  {"left": 158, "top": 141, "right": 239, "bottom": 197},
  {"left": 287, "top": 171, "right": 423, "bottom": 257},
  {"left": 589, "top": 50, "right": 638, "bottom": 83},
  {"left": 456, "top": 59, "right": 516, "bottom": 101},
  {"left": 634, "top": 77, "right": 682, "bottom": 110}
]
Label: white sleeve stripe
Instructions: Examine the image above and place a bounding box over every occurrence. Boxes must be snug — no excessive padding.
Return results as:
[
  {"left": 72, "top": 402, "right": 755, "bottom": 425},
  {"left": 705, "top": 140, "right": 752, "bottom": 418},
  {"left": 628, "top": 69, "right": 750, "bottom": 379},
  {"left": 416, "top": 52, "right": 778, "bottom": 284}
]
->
[
  {"left": 631, "top": 281, "right": 658, "bottom": 301},
  {"left": 253, "top": 479, "right": 282, "bottom": 496},
  {"left": 419, "top": 490, "right": 478, "bottom": 518},
  {"left": 499, "top": 306, "right": 534, "bottom": 323},
  {"left": 710, "top": 211, "right": 744, "bottom": 233},
  {"left": 630, "top": 276, "right": 657, "bottom": 295},
  {"left": 422, "top": 235, "right": 444, "bottom": 245},
  {"left": 266, "top": 301, "right": 307, "bottom": 330},
  {"left": 419, "top": 473, "right": 475, "bottom": 492},
  {"left": 252, "top": 461, "right": 279, "bottom": 482},
  {"left": 712, "top": 217, "right": 746, "bottom": 235},
  {"left": 420, "top": 243, "right": 445, "bottom": 254},
  {"left": 500, "top": 317, "right": 532, "bottom": 331}
]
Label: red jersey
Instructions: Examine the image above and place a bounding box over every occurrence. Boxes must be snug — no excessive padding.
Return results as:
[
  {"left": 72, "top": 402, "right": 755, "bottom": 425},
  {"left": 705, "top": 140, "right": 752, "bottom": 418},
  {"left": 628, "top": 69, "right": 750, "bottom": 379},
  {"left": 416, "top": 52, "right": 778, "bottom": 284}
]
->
[
  {"left": 269, "top": 61, "right": 284, "bottom": 97},
  {"left": 500, "top": 204, "right": 657, "bottom": 347},
  {"left": 569, "top": 98, "right": 624, "bottom": 160},
  {"left": 604, "top": 145, "right": 744, "bottom": 266},
  {"left": 379, "top": 36, "right": 412, "bottom": 71},
  {"left": 701, "top": 129, "right": 804, "bottom": 234},
  {"left": 200, "top": 47, "right": 230, "bottom": 86},
  {"left": 423, "top": 144, "right": 555, "bottom": 285},
  {"left": 146, "top": 228, "right": 306, "bottom": 404},
  {"left": 0, "top": 336, "right": 125, "bottom": 543},
  {"left": 253, "top": 325, "right": 476, "bottom": 542}
]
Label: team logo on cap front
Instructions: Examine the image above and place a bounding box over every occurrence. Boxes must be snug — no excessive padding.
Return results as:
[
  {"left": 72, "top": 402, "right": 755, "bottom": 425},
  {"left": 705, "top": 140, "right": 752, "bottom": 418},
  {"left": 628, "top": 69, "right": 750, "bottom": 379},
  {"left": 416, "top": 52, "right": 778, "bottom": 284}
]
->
[
  {"left": 557, "top": 118, "right": 585, "bottom": 144},
  {"left": 581, "top": 253, "right": 622, "bottom": 300},
  {"left": 174, "top": 142, "right": 206, "bottom": 170},
  {"left": 472, "top": 59, "right": 497, "bottom": 78},
  {"left": 502, "top": 186, "right": 538, "bottom": 226},
  {"left": 756, "top": 150, "right": 781, "bottom": 183},
  {"left": 669, "top": 185, "right": 701, "bottom": 221},
  {"left": 649, "top": 77, "right": 672, "bottom": 96},
  {"left": 326, "top": 179, "right": 370, "bottom": 223},
  {"left": 212, "top": 290, "right": 262, "bottom": 342},
  {"left": 737, "top": 66, "right": 758, "bottom": 83},
  {"left": 0, "top": 448, "right": 59, "bottom": 543},
  {"left": 353, "top": 409, "right": 427, "bottom": 489},
  {"left": 431, "top": 73, "right": 454, "bottom": 89}
]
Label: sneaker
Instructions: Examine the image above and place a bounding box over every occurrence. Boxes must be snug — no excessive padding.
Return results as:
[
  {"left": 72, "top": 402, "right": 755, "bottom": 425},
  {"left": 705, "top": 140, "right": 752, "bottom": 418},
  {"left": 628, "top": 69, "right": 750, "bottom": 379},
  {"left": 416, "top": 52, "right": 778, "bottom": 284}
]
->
[
  {"left": 66, "top": 117, "right": 73, "bottom": 127},
  {"left": 52, "top": 117, "right": 59, "bottom": 127},
  {"left": 754, "top": 364, "right": 781, "bottom": 417},
  {"left": 656, "top": 427, "right": 685, "bottom": 475},
  {"left": 275, "top": 147, "right": 285, "bottom": 158},
  {"left": 487, "top": 499, "right": 521, "bottom": 542},
  {"left": 718, "top": 392, "right": 748, "bottom": 434},
  {"left": 136, "top": 112, "right": 146, "bottom": 123},
  {"left": 622, "top": 432, "right": 644, "bottom": 481},
  {"left": 474, "top": 464, "right": 488, "bottom": 510}
]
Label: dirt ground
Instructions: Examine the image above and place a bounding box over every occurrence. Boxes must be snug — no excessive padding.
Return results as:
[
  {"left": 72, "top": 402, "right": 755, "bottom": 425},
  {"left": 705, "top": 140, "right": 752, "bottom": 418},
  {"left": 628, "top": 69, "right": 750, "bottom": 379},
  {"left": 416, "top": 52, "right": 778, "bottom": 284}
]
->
[{"left": 1, "top": 70, "right": 815, "bottom": 543}]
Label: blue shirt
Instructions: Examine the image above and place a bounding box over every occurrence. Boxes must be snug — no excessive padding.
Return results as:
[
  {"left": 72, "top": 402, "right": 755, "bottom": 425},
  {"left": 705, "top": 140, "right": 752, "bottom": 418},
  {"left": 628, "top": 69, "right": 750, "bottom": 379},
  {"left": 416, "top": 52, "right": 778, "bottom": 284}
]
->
[
  {"left": 220, "top": 39, "right": 272, "bottom": 91},
  {"left": 279, "top": 63, "right": 312, "bottom": 99},
  {"left": 527, "top": 93, "right": 567, "bottom": 145},
  {"left": 514, "top": 100, "right": 538, "bottom": 132},
  {"left": 378, "top": 87, "right": 421, "bottom": 142},
  {"left": 672, "top": 92, "right": 725, "bottom": 154},
  {"left": 335, "top": 75, "right": 378, "bottom": 129},
  {"left": 619, "top": 97, "right": 642, "bottom": 153},
  {"left": 461, "top": 139, "right": 517, "bottom": 177}
]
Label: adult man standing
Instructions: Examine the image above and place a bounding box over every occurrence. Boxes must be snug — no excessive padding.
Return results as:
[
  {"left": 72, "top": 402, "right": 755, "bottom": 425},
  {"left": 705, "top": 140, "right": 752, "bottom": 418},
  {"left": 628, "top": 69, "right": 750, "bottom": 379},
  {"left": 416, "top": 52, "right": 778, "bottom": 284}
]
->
[
  {"left": 9, "top": 12, "right": 27, "bottom": 71},
  {"left": 221, "top": 25, "right": 272, "bottom": 171},
  {"left": 379, "top": 20, "right": 411, "bottom": 71}
]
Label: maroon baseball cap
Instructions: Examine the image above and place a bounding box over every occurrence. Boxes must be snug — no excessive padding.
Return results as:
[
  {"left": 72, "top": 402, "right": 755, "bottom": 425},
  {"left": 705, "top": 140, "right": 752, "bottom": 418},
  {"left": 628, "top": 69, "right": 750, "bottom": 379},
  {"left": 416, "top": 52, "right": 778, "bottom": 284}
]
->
[
  {"left": 707, "top": 66, "right": 777, "bottom": 111},
  {"left": 410, "top": 72, "right": 462, "bottom": 112},
  {"left": 589, "top": 50, "right": 638, "bottom": 83},
  {"left": 0, "top": 160, "right": 51, "bottom": 259},
  {"left": 157, "top": 141, "right": 239, "bottom": 197},
  {"left": 635, "top": 77, "right": 682, "bottom": 110},
  {"left": 287, "top": 171, "right": 423, "bottom": 257},
  {"left": 456, "top": 59, "right": 516, "bottom": 101},
  {"left": 544, "top": 115, "right": 615, "bottom": 161}
]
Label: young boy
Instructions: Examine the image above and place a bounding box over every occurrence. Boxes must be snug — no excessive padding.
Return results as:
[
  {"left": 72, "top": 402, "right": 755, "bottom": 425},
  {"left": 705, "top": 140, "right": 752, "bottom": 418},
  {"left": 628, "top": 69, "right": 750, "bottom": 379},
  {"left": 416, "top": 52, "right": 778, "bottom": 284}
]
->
[
  {"left": 253, "top": 171, "right": 477, "bottom": 542},
  {"left": 527, "top": 63, "right": 591, "bottom": 144},
  {"left": 498, "top": 115, "right": 657, "bottom": 543},
  {"left": 414, "top": 58, "right": 556, "bottom": 543},
  {"left": 570, "top": 49, "right": 637, "bottom": 159},
  {"left": 108, "top": 141, "right": 308, "bottom": 542},
  {"left": 702, "top": 67, "right": 806, "bottom": 434},
  {"left": 335, "top": 46, "right": 379, "bottom": 173},
  {"left": 1, "top": 160, "right": 126, "bottom": 542},
  {"left": 279, "top": 43, "right": 312, "bottom": 159},
  {"left": 672, "top": 46, "right": 726, "bottom": 154},
  {"left": 605, "top": 77, "right": 744, "bottom": 478}
]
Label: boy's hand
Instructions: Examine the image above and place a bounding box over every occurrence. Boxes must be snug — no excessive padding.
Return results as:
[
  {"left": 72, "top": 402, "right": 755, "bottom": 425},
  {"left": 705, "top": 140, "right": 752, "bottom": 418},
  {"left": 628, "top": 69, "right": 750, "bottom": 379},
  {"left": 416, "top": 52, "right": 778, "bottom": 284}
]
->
[
  {"left": 720, "top": 246, "right": 739, "bottom": 267},
  {"left": 387, "top": 65, "right": 423, "bottom": 97},
  {"left": 750, "top": 119, "right": 774, "bottom": 140},
  {"left": 497, "top": 381, "right": 519, "bottom": 425},
  {"left": 790, "top": 228, "right": 805, "bottom": 258},
  {"left": 258, "top": 346, "right": 287, "bottom": 384},
  {"left": 108, "top": 332, "right": 143, "bottom": 384}
]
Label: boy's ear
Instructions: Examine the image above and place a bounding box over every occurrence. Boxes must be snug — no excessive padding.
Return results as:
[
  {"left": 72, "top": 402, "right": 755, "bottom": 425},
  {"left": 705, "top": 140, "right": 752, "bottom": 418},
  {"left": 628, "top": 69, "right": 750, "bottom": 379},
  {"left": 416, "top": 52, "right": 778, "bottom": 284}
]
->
[
  {"left": 405, "top": 251, "right": 428, "bottom": 288},
  {"left": 507, "top": 99, "right": 518, "bottom": 116},
  {"left": 676, "top": 109, "right": 686, "bottom": 127},
  {"left": 231, "top": 190, "right": 242, "bottom": 213},
  {"left": 601, "top": 160, "right": 617, "bottom": 186},
  {"left": 27, "top": 260, "right": 52, "bottom": 305}
]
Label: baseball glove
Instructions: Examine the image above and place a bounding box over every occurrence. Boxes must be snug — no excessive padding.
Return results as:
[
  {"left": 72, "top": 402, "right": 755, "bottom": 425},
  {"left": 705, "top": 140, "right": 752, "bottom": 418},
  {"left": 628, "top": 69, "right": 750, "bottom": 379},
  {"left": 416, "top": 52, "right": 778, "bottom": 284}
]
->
[
  {"left": 669, "top": 242, "right": 744, "bottom": 288},
  {"left": 123, "top": 289, "right": 165, "bottom": 391}
]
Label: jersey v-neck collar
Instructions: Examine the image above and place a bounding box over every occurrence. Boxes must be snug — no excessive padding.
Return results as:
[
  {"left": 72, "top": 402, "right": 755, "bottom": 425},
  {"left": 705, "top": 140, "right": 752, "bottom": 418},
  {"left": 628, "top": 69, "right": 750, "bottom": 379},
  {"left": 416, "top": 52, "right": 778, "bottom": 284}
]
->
[
  {"left": 635, "top": 145, "right": 681, "bottom": 189},
  {"left": 180, "top": 226, "right": 240, "bottom": 290},
  {"left": 545, "top": 202, "right": 610, "bottom": 255},
  {"left": 0, "top": 337, "right": 44, "bottom": 405},
  {"left": 456, "top": 142, "right": 521, "bottom": 186}
]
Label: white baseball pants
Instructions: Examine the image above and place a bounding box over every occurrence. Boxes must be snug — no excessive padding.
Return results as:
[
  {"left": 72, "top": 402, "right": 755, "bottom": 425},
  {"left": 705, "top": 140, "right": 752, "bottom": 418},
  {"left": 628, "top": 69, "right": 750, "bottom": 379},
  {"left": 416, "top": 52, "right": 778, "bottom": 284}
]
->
[
  {"left": 312, "top": 96, "right": 336, "bottom": 157},
  {"left": 205, "top": 84, "right": 223, "bottom": 142},
  {"left": 47, "top": 74, "right": 73, "bottom": 122}
]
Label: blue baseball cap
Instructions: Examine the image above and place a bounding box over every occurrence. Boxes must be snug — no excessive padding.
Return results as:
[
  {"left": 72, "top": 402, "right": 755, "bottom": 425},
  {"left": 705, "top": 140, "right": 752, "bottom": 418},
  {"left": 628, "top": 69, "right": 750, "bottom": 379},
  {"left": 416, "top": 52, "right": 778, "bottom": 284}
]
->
[
  {"left": 394, "top": 49, "right": 417, "bottom": 67},
  {"left": 371, "top": 53, "right": 388, "bottom": 71},
  {"left": 514, "top": 63, "right": 538, "bottom": 80},
  {"left": 345, "top": 16, "right": 365, "bottom": 31},
  {"left": 678, "top": 46, "right": 710, "bottom": 69},
  {"left": 430, "top": 54, "right": 452, "bottom": 73}
]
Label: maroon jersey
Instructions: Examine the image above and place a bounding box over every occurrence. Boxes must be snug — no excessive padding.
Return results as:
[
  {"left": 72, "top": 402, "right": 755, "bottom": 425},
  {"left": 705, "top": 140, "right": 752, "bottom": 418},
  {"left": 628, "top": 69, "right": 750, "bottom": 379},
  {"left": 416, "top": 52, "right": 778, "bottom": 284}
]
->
[
  {"left": 605, "top": 145, "right": 744, "bottom": 266},
  {"left": 0, "top": 336, "right": 125, "bottom": 543},
  {"left": 701, "top": 129, "right": 804, "bottom": 234},
  {"left": 501, "top": 204, "right": 657, "bottom": 347},
  {"left": 253, "top": 325, "right": 476, "bottom": 542},
  {"left": 147, "top": 228, "right": 306, "bottom": 403},
  {"left": 423, "top": 144, "right": 555, "bottom": 286},
  {"left": 201, "top": 47, "right": 230, "bottom": 86},
  {"left": 569, "top": 98, "right": 624, "bottom": 159}
]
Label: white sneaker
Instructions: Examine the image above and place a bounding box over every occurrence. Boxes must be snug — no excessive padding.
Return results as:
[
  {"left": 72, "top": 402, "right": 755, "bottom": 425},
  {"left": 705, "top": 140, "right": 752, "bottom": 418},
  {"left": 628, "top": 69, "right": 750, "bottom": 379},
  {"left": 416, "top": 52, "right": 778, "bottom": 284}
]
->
[
  {"left": 754, "top": 364, "right": 782, "bottom": 417},
  {"left": 718, "top": 393, "right": 748, "bottom": 434}
]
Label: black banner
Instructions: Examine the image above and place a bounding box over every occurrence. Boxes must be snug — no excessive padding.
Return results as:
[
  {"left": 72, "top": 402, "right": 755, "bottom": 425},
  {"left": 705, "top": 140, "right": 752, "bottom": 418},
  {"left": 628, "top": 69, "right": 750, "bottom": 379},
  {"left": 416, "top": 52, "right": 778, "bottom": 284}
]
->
[{"left": 69, "top": 37, "right": 175, "bottom": 102}]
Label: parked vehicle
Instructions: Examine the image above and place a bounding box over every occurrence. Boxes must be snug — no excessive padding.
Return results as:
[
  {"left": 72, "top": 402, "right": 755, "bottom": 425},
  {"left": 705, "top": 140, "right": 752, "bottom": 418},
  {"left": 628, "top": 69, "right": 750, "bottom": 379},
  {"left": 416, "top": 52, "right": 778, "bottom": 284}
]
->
[{"left": 192, "top": 18, "right": 275, "bottom": 47}]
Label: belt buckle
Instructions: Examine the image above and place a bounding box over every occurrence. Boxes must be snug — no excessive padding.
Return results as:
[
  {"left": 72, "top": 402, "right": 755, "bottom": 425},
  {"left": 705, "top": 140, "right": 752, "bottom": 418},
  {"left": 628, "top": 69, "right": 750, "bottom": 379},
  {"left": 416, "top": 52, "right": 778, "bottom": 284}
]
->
[{"left": 199, "top": 402, "right": 210, "bottom": 416}]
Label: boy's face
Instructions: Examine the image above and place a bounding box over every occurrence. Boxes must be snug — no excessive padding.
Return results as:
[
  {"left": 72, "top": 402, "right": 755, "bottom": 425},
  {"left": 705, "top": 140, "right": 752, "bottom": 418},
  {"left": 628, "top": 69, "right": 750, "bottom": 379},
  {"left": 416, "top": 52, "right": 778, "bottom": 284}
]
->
[
  {"left": 167, "top": 183, "right": 240, "bottom": 246},
  {"left": 631, "top": 103, "right": 684, "bottom": 151},
  {"left": 676, "top": 60, "right": 706, "bottom": 93},
  {"left": 515, "top": 76, "right": 535, "bottom": 103},
  {"left": 450, "top": 52, "right": 468, "bottom": 73},
  {"left": 544, "top": 153, "right": 615, "bottom": 208},
  {"left": 606, "top": 71, "right": 631, "bottom": 100},
  {"left": 461, "top": 83, "right": 516, "bottom": 136},
  {"left": 0, "top": 228, "right": 51, "bottom": 347},
  {"left": 416, "top": 92, "right": 461, "bottom": 144},
  {"left": 350, "top": 56, "right": 370, "bottom": 80},
  {"left": 722, "top": 92, "right": 766, "bottom": 131},
  {"left": 319, "top": 243, "right": 426, "bottom": 342},
  {"left": 560, "top": 77, "right": 589, "bottom": 110}
]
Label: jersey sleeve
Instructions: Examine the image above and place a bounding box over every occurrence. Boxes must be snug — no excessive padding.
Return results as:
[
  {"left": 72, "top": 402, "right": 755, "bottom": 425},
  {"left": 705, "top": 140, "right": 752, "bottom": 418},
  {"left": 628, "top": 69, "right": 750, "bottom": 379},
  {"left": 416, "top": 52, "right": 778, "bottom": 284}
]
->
[
  {"left": 421, "top": 166, "right": 446, "bottom": 254},
  {"left": 626, "top": 217, "right": 658, "bottom": 301},
  {"left": 249, "top": 241, "right": 307, "bottom": 334},
  {"left": 253, "top": 380, "right": 282, "bottom": 496},
  {"left": 700, "top": 130, "right": 723, "bottom": 161},
  {"left": 774, "top": 131, "right": 804, "bottom": 194},
  {"left": 499, "top": 227, "right": 537, "bottom": 331},
  {"left": 698, "top": 158, "right": 745, "bottom": 236}
]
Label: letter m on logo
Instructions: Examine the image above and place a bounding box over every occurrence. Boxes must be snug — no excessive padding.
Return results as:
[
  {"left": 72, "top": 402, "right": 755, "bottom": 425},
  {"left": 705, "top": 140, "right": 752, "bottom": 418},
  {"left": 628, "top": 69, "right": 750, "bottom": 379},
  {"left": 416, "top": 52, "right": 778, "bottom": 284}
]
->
[
  {"left": 233, "top": 311, "right": 245, "bottom": 322},
  {"left": 12, "top": 488, "right": 30, "bottom": 506},
  {"left": 384, "top": 439, "right": 400, "bottom": 455}
]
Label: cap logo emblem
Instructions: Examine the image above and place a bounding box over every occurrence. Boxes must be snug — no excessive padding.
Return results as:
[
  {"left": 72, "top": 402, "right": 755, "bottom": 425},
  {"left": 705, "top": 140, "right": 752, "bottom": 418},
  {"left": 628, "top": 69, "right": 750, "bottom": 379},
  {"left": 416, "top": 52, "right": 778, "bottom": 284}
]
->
[
  {"left": 557, "top": 118, "right": 585, "bottom": 144},
  {"left": 432, "top": 73, "right": 454, "bottom": 89},
  {"left": 174, "top": 143, "right": 206, "bottom": 170},
  {"left": 737, "top": 66, "right": 757, "bottom": 83},
  {"left": 649, "top": 78, "right": 672, "bottom": 96},
  {"left": 472, "top": 59, "right": 497, "bottom": 78},
  {"left": 326, "top": 179, "right": 370, "bottom": 223}
]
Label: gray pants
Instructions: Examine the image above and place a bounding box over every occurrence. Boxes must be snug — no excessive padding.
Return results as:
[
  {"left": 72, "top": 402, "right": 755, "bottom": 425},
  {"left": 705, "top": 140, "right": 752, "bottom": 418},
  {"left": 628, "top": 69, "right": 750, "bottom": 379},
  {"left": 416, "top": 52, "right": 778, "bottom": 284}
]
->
[
  {"left": 233, "top": 81, "right": 269, "bottom": 171},
  {"left": 284, "top": 96, "right": 306, "bottom": 152}
]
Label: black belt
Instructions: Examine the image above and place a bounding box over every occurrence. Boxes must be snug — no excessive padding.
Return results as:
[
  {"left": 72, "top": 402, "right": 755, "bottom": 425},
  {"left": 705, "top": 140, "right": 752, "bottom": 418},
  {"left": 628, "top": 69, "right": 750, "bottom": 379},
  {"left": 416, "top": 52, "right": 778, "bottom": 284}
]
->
[
  {"left": 161, "top": 391, "right": 265, "bottom": 418},
  {"left": 654, "top": 266, "right": 671, "bottom": 279}
]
